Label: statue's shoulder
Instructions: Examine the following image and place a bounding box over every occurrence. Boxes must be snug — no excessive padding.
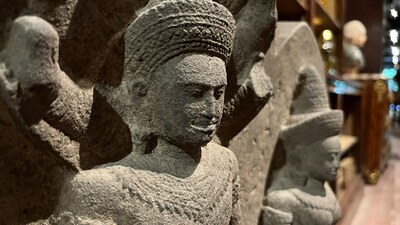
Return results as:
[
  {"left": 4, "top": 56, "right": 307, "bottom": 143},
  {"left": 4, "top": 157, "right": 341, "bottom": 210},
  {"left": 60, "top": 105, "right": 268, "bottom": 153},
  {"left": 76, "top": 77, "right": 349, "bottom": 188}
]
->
[
  {"left": 206, "top": 141, "right": 237, "bottom": 159},
  {"left": 51, "top": 167, "right": 124, "bottom": 223},
  {"left": 58, "top": 166, "right": 138, "bottom": 210},
  {"left": 69, "top": 167, "right": 122, "bottom": 189},
  {"left": 266, "top": 189, "right": 298, "bottom": 212},
  {"left": 206, "top": 141, "right": 238, "bottom": 170}
]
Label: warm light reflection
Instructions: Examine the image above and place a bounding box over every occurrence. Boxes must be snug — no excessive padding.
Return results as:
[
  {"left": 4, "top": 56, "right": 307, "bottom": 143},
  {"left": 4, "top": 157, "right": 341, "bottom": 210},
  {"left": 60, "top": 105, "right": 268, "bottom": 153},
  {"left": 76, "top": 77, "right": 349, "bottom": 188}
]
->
[
  {"left": 322, "top": 29, "right": 333, "bottom": 41},
  {"left": 312, "top": 17, "right": 322, "bottom": 26}
]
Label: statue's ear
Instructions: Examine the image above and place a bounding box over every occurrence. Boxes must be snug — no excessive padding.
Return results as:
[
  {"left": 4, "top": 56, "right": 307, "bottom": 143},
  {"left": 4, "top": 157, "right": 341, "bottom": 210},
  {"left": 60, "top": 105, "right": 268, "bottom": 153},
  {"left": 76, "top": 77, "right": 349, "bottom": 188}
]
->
[{"left": 130, "top": 79, "right": 148, "bottom": 97}]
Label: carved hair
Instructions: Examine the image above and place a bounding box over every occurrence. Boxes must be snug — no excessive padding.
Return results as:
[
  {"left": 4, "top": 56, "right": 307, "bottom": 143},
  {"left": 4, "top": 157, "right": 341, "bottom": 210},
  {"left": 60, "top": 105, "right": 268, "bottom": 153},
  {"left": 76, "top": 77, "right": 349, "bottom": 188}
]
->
[
  {"left": 213, "top": 0, "right": 248, "bottom": 14},
  {"left": 279, "top": 66, "right": 343, "bottom": 151},
  {"left": 123, "top": 0, "right": 235, "bottom": 85}
]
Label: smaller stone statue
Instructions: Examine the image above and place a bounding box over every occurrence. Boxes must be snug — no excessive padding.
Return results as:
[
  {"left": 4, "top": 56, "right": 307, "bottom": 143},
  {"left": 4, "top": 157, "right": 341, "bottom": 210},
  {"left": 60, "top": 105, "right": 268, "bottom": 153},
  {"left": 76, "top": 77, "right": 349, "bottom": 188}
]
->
[
  {"left": 343, "top": 20, "right": 367, "bottom": 74},
  {"left": 262, "top": 66, "right": 343, "bottom": 225}
]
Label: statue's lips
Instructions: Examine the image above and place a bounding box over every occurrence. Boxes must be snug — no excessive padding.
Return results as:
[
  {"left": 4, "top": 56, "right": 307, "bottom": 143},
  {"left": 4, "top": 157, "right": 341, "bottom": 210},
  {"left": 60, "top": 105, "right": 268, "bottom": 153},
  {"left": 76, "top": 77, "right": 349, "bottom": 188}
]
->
[{"left": 191, "top": 119, "right": 218, "bottom": 133}]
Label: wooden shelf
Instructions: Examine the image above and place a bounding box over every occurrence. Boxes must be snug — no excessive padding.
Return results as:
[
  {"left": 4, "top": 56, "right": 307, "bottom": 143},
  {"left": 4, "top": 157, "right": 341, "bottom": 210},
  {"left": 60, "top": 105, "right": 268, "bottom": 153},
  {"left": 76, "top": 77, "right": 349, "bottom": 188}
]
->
[
  {"left": 341, "top": 73, "right": 383, "bottom": 81},
  {"left": 330, "top": 75, "right": 390, "bottom": 185},
  {"left": 277, "top": 0, "right": 307, "bottom": 20},
  {"left": 312, "top": 0, "right": 341, "bottom": 33},
  {"left": 297, "top": 0, "right": 308, "bottom": 10}
]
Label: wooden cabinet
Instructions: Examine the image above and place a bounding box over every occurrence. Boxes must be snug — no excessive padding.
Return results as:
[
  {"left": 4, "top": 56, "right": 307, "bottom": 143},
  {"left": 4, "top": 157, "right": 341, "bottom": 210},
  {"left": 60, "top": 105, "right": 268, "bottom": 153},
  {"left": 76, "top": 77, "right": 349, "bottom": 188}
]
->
[
  {"left": 329, "top": 74, "right": 389, "bottom": 224},
  {"left": 329, "top": 74, "right": 390, "bottom": 184}
]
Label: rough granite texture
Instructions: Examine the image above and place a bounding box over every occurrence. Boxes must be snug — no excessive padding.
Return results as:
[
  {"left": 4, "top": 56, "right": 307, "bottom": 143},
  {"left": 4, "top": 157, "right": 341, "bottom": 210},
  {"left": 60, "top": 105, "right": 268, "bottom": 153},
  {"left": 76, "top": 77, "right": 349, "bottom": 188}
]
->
[
  {"left": 225, "top": 22, "right": 328, "bottom": 225},
  {"left": 51, "top": 0, "right": 242, "bottom": 223},
  {"left": 51, "top": 142, "right": 240, "bottom": 225},
  {"left": 1, "top": 0, "right": 242, "bottom": 224},
  {"left": 260, "top": 22, "right": 343, "bottom": 225},
  {"left": 0, "top": 0, "right": 290, "bottom": 224}
]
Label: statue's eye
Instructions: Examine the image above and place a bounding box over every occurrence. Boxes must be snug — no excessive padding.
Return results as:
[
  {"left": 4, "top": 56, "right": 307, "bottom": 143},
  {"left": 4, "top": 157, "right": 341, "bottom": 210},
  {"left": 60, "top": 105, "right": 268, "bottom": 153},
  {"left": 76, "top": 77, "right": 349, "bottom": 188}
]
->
[
  {"left": 186, "top": 88, "right": 204, "bottom": 98},
  {"left": 214, "top": 87, "right": 225, "bottom": 99},
  {"left": 328, "top": 152, "right": 339, "bottom": 161}
]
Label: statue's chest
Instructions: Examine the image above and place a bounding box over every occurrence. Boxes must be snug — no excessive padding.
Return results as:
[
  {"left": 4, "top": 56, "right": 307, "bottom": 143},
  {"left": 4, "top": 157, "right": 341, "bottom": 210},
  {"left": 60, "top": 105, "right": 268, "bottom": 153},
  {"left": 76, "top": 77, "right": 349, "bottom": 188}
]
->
[
  {"left": 116, "top": 167, "right": 234, "bottom": 224},
  {"left": 289, "top": 190, "right": 338, "bottom": 225}
]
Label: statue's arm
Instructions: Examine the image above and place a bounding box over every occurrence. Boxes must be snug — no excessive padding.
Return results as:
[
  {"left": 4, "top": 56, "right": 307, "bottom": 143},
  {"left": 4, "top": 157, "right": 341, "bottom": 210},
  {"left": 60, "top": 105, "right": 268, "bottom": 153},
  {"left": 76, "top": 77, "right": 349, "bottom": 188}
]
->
[
  {"left": 261, "top": 191, "right": 295, "bottom": 225},
  {"left": 50, "top": 172, "right": 118, "bottom": 225},
  {"left": 216, "top": 0, "right": 276, "bottom": 143},
  {"left": 0, "top": 16, "right": 93, "bottom": 169},
  {"left": 261, "top": 206, "right": 293, "bottom": 225},
  {"left": 218, "top": 57, "right": 273, "bottom": 143},
  {"left": 231, "top": 0, "right": 277, "bottom": 84}
]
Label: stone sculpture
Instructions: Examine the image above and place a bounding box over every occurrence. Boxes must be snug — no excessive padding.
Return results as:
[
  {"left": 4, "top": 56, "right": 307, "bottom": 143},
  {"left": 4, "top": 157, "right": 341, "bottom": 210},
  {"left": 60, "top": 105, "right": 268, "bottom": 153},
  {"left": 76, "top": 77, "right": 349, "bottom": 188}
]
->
[
  {"left": 47, "top": 0, "right": 242, "bottom": 224},
  {"left": 261, "top": 65, "right": 343, "bottom": 225},
  {"left": 0, "top": 0, "right": 277, "bottom": 223},
  {"left": 343, "top": 20, "right": 367, "bottom": 74}
]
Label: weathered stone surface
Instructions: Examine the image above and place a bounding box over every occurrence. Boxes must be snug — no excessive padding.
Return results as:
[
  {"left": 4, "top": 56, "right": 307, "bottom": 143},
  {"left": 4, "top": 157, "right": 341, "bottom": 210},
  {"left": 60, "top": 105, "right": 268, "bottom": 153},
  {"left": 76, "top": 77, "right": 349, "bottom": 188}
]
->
[
  {"left": 217, "top": 0, "right": 276, "bottom": 143},
  {"left": 0, "top": 0, "right": 148, "bottom": 85},
  {"left": 51, "top": 0, "right": 242, "bottom": 224},
  {"left": 259, "top": 22, "right": 343, "bottom": 225},
  {"left": 0, "top": 95, "right": 67, "bottom": 225},
  {"left": 0, "top": 0, "right": 279, "bottom": 224},
  {"left": 226, "top": 22, "right": 328, "bottom": 225}
]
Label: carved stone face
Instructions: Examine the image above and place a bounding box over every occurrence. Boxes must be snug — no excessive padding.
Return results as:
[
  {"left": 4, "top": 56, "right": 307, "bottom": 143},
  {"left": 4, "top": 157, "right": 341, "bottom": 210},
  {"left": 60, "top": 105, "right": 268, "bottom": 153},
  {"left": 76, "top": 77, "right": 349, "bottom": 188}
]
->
[
  {"left": 147, "top": 53, "right": 227, "bottom": 149},
  {"left": 304, "top": 136, "right": 341, "bottom": 181}
]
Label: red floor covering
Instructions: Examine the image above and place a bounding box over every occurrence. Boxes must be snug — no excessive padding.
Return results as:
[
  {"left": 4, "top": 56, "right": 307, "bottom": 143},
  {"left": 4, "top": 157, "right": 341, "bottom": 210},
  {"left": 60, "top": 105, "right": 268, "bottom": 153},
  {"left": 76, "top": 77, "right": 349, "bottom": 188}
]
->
[{"left": 350, "top": 134, "right": 400, "bottom": 225}]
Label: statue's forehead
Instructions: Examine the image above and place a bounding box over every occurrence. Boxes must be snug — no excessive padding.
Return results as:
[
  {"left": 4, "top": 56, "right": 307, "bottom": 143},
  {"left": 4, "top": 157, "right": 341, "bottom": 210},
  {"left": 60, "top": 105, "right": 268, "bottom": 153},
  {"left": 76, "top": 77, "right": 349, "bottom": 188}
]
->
[{"left": 160, "top": 54, "right": 227, "bottom": 85}]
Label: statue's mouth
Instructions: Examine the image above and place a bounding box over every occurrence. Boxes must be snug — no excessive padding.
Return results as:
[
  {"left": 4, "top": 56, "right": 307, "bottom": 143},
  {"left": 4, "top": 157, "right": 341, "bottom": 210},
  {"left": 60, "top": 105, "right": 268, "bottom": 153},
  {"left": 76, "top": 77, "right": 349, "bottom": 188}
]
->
[{"left": 191, "top": 118, "right": 219, "bottom": 133}]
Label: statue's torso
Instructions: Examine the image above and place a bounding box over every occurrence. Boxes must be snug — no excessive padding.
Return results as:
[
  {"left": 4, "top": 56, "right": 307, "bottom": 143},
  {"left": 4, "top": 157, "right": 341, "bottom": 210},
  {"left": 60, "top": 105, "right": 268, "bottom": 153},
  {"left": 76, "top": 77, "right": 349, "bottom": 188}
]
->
[
  {"left": 267, "top": 178, "right": 341, "bottom": 225},
  {"left": 285, "top": 183, "right": 340, "bottom": 225},
  {"left": 52, "top": 142, "right": 238, "bottom": 225}
]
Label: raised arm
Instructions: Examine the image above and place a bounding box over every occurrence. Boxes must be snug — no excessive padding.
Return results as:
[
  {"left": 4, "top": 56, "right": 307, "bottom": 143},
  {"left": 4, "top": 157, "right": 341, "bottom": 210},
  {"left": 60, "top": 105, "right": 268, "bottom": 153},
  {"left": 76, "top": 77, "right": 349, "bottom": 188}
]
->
[{"left": 0, "top": 16, "right": 93, "bottom": 169}]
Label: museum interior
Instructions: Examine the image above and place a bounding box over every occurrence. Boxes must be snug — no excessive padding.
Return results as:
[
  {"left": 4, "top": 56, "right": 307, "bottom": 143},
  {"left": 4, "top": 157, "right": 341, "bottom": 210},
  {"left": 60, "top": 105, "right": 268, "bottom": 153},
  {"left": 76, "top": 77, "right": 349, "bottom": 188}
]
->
[
  {"left": 276, "top": 0, "right": 400, "bottom": 224},
  {"left": 0, "top": 0, "right": 399, "bottom": 224}
]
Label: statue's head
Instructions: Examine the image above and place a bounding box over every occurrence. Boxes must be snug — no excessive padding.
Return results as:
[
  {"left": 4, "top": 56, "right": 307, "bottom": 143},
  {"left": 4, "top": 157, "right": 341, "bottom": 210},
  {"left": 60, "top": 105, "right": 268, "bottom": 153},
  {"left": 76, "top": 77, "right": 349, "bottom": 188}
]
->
[
  {"left": 302, "top": 135, "right": 341, "bottom": 181},
  {"left": 279, "top": 66, "right": 343, "bottom": 182},
  {"left": 280, "top": 114, "right": 342, "bottom": 182},
  {"left": 147, "top": 53, "right": 227, "bottom": 149},
  {"left": 97, "top": 0, "right": 235, "bottom": 150},
  {"left": 344, "top": 20, "right": 367, "bottom": 47}
]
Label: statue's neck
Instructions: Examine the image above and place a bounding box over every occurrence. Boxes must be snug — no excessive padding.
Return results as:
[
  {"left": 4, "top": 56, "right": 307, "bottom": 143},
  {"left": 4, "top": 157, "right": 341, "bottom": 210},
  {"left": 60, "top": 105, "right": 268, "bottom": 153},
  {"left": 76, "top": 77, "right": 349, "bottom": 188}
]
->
[
  {"left": 304, "top": 177, "right": 326, "bottom": 196},
  {"left": 280, "top": 165, "right": 326, "bottom": 192},
  {"left": 153, "top": 138, "right": 202, "bottom": 165},
  {"left": 123, "top": 138, "right": 203, "bottom": 178},
  {"left": 305, "top": 177, "right": 325, "bottom": 191}
]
